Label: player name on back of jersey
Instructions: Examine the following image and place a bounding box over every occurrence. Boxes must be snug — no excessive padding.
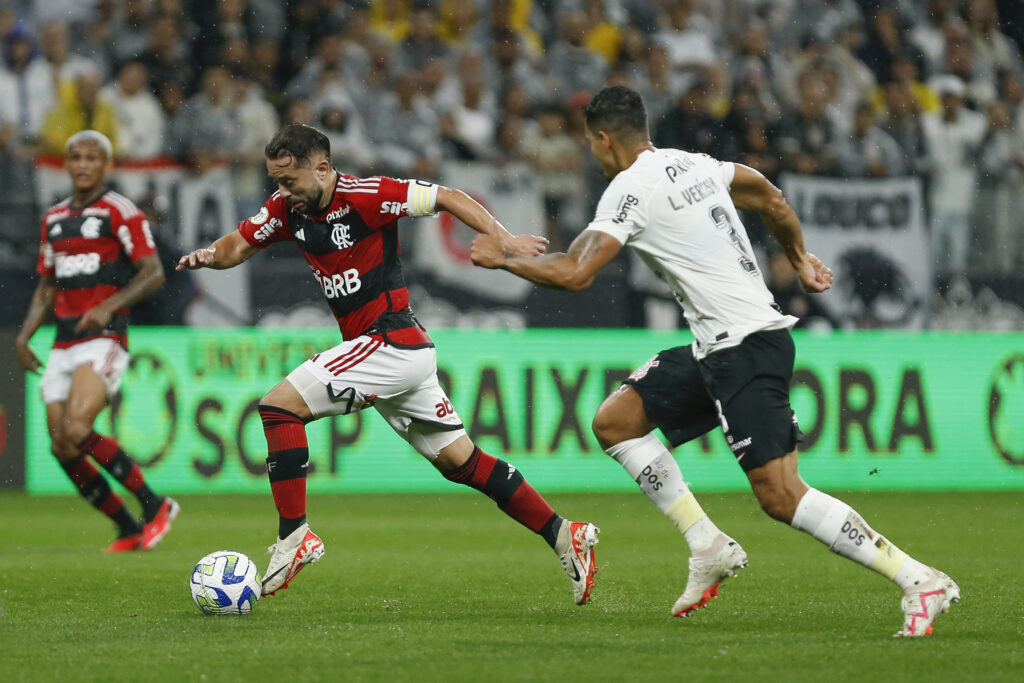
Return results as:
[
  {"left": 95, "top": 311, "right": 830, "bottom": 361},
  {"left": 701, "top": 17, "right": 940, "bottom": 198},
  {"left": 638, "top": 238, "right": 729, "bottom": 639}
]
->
[{"left": 663, "top": 156, "right": 721, "bottom": 210}]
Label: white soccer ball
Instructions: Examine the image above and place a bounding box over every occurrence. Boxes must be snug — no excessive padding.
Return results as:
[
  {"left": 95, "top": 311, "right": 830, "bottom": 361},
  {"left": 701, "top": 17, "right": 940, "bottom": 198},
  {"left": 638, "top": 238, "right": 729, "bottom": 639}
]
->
[{"left": 189, "top": 550, "right": 262, "bottom": 615}]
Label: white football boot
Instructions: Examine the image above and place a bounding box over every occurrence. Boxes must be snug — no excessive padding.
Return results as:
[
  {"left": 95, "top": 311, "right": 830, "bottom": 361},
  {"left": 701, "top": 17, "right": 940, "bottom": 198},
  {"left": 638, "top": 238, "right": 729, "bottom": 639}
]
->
[
  {"left": 555, "top": 521, "right": 600, "bottom": 605},
  {"left": 894, "top": 568, "right": 960, "bottom": 637},
  {"left": 672, "top": 532, "right": 748, "bottom": 617},
  {"left": 261, "top": 522, "right": 325, "bottom": 596}
]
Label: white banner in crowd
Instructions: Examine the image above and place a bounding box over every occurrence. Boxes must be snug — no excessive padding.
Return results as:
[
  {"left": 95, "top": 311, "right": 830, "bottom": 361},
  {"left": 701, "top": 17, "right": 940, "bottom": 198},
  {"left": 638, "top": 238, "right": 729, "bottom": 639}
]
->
[
  {"left": 413, "top": 161, "right": 546, "bottom": 303},
  {"left": 34, "top": 159, "right": 250, "bottom": 325},
  {"left": 781, "top": 174, "right": 932, "bottom": 328}
]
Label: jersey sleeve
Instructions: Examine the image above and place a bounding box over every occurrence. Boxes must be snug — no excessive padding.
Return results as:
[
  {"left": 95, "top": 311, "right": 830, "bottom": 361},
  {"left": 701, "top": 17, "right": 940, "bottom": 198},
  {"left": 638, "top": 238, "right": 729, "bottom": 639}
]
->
[
  {"left": 113, "top": 207, "right": 158, "bottom": 262},
  {"left": 238, "top": 194, "right": 293, "bottom": 247},
  {"left": 347, "top": 176, "right": 439, "bottom": 230},
  {"left": 36, "top": 217, "right": 53, "bottom": 276},
  {"left": 581, "top": 174, "right": 647, "bottom": 245}
]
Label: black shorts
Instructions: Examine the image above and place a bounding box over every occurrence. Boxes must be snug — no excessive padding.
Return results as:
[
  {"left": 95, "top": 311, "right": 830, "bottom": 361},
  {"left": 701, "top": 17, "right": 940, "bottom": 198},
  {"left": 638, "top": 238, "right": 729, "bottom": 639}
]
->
[{"left": 622, "top": 328, "right": 802, "bottom": 472}]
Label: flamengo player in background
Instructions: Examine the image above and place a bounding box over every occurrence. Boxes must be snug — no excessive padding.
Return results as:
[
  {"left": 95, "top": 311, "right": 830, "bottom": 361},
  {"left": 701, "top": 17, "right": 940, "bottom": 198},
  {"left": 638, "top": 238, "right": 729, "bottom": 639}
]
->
[
  {"left": 472, "top": 86, "right": 959, "bottom": 637},
  {"left": 15, "top": 130, "right": 179, "bottom": 553},
  {"left": 176, "top": 123, "right": 600, "bottom": 604}
]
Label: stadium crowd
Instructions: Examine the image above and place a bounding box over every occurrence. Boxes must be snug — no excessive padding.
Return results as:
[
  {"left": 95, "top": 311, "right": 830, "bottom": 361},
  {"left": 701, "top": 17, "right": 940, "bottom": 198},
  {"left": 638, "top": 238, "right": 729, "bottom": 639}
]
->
[{"left": 1, "top": 0, "right": 1023, "bottom": 327}]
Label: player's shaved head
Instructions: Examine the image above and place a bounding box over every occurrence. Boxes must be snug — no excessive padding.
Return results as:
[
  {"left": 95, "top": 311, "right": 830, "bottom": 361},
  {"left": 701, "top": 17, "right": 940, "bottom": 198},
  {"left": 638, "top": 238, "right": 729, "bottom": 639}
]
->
[
  {"left": 264, "top": 123, "right": 332, "bottom": 168},
  {"left": 582, "top": 86, "right": 649, "bottom": 143}
]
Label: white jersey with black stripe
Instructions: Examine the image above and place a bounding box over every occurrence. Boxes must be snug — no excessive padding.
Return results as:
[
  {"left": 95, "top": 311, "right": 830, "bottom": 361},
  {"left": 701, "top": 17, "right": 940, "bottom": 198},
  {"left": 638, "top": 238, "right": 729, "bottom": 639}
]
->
[{"left": 585, "top": 148, "right": 796, "bottom": 359}]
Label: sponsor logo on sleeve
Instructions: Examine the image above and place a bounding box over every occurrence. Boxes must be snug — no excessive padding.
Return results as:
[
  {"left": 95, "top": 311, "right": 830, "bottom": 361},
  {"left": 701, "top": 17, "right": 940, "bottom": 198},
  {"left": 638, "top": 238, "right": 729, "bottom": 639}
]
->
[{"left": 612, "top": 194, "right": 639, "bottom": 224}]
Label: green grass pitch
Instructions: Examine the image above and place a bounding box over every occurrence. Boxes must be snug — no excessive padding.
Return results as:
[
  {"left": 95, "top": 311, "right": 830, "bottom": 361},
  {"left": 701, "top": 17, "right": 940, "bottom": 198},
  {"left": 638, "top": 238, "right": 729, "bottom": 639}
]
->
[{"left": 1, "top": 490, "right": 1021, "bottom": 682}]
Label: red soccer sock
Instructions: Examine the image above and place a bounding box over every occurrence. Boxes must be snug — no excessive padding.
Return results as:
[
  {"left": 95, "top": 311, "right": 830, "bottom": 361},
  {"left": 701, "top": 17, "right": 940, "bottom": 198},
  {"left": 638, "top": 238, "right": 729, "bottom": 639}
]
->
[
  {"left": 444, "top": 446, "right": 563, "bottom": 547},
  {"left": 60, "top": 456, "right": 141, "bottom": 537},
  {"left": 259, "top": 405, "right": 309, "bottom": 539},
  {"left": 78, "top": 430, "right": 161, "bottom": 519}
]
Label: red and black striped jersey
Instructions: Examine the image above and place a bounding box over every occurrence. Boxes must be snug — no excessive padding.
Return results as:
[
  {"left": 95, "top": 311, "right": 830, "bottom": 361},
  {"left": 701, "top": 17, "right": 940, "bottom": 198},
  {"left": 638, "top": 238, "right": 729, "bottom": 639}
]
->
[
  {"left": 238, "top": 173, "right": 438, "bottom": 346},
  {"left": 36, "top": 189, "right": 157, "bottom": 349}
]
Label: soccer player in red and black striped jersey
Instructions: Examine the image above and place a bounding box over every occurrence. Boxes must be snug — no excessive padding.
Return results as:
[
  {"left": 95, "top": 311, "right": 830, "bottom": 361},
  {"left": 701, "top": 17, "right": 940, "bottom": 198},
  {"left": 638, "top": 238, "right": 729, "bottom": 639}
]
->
[
  {"left": 15, "top": 130, "right": 179, "bottom": 553},
  {"left": 177, "top": 123, "right": 600, "bottom": 604}
]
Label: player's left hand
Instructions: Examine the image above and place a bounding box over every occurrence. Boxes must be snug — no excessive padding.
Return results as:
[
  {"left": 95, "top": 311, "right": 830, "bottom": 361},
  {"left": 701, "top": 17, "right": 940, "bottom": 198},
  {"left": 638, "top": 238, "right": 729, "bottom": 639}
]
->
[
  {"left": 471, "top": 234, "right": 505, "bottom": 268},
  {"left": 75, "top": 305, "right": 113, "bottom": 333},
  {"left": 501, "top": 233, "right": 548, "bottom": 257},
  {"left": 797, "top": 252, "right": 833, "bottom": 293}
]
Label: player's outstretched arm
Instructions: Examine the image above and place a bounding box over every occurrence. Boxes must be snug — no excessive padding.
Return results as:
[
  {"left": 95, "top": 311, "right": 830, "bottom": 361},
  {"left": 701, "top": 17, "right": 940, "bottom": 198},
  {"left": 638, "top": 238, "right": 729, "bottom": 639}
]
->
[
  {"left": 728, "top": 164, "right": 833, "bottom": 293},
  {"left": 471, "top": 229, "right": 621, "bottom": 291},
  {"left": 75, "top": 254, "right": 166, "bottom": 333},
  {"left": 435, "top": 186, "right": 548, "bottom": 256},
  {"left": 176, "top": 231, "right": 259, "bottom": 271},
  {"left": 15, "top": 274, "right": 56, "bottom": 373}
]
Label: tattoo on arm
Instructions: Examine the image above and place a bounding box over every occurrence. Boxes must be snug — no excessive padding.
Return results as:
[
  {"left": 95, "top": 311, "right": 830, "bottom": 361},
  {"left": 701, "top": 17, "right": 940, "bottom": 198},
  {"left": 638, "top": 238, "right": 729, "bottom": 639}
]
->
[{"left": 568, "top": 231, "right": 606, "bottom": 264}]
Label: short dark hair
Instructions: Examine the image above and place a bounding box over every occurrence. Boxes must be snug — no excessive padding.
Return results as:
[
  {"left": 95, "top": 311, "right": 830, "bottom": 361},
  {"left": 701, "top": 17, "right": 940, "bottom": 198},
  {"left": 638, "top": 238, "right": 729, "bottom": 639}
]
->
[
  {"left": 264, "top": 123, "right": 331, "bottom": 167},
  {"left": 582, "top": 86, "right": 649, "bottom": 141}
]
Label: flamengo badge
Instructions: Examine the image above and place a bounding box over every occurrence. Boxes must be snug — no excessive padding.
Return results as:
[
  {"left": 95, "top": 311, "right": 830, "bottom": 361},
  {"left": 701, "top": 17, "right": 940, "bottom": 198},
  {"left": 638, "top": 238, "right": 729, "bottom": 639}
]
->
[{"left": 331, "top": 222, "right": 353, "bottom": 249}]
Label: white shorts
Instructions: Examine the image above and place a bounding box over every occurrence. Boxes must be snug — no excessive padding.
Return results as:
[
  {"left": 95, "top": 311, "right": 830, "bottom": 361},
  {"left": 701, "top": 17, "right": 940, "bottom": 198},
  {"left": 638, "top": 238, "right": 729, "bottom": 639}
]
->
[
  {"left": 285, "top": 335, "right": 466, "bottom": 460},
  {"left": 40, "top": 337, "right": 131, "bottom": 404}
]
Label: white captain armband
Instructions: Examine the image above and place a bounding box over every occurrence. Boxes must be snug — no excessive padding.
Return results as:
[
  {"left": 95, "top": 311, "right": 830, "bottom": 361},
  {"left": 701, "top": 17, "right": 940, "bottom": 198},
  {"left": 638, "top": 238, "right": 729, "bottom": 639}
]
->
[{"left": 405, "top": 180, "right": 438, "bottom": 217}]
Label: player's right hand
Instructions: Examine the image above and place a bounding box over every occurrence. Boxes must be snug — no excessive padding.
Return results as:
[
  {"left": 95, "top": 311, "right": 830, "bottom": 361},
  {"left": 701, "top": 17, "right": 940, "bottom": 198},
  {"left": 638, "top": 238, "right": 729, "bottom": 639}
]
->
[
  {"left": 501, "top": 233, "right": 548, "bottom": 258},
  {"left": 15, "top": 339, "right": 43, "bottom": 374},
  {"left": 176, "top": 246, "right": 216, "bottom": 271},
  {"left": 797, "top": 252, "right": 834, "bottom": 293}
]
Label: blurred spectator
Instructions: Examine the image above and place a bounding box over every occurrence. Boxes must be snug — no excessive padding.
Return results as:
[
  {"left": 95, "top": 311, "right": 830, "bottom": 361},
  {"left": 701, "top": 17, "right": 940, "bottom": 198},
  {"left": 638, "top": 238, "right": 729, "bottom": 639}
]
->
[
  {"left": 546, "top": 10, "right": 607, "bottom": 97},
  {"left": 287, "top": 32, "right": 350, "bottom": 102},
  {"left": 249, "top": 37, "right": 284, "bottom": 108},
  {"left": 397, "top": 3, "right": 448, "bottom": 69},
  {"left": 859, "top": 3, "right": 920, "bottom": 84},
  {"left": 101, "top": 61, "right": 166, "bottom": 160},
  {"left": 372, "top": 0, "right": 412, "bottom": 44},
  {"left": 975, "top": 99, "right": 1024, "bottom": 273},
  {"left": 365, "top": 70, "right": 440, "bottom": 178},
  {"left": 870, "top": 51, "right": 939, "bottom": 115},
  {"left": 440, "top": 67, "right": 495, "bottom": 161},
  {"left": 437, "top": 0, "right": 486, "bottom": 51},
  {"left": 0, "top": 27, "right": 55, "bottom": 147},
  {"left": 778, "top": 74, "right": 842, "bottom": 175},
  {"left": 38, "top": 20, "right": 102, "bottom": 93},
  {"left": 965, "top": 0, "right": 1022, "bottom": 77},
  {"left": 909, "top": 0, "right": 961, "bottom": 77},
  {"left": 138, "top": 14, "right": 192, "bottom": 94},
  {"left": 351, "top": 38, "right": 397, "bottom": 123},
  {"left": 316, "top": 92, "right": 376, "bottom": 175},
  {"left": 489, "top": 27, "right": 546, "bottom": 103},
  {"left": 879, "top": 80, "right": 929, "bottom": 174},
  {"left": 655, "top": 80, "right": 735, "bottom": 159},
  {"left": 836, "top": 101, "right": 907, "bottom": 177},
  {"left": 941, "top": 27, "right": 996, "bottom": 107},
  {"left": 522, "top": 103, "right": 583, "bottom": 249},
  {"left": 230, "top": 67, "right": 279, "bottom": 212},
  {"left": 581, "top": 0, "right": 622, "bottom": 65},
  {"left": 338, "top": 1, "right": 374, "bottom": 85},
  {"left": 40, "top": 66, "right": 118, "bottom": 155},
  {"left": 633, "top": 42, "right": 683, "bottom": 124},
  {"left": 166, "top": 65, "right": 238, "bottom": 172},
  {"left": 654, "top": 0, "right": 718, "bottom": 74},
  {"left": 108, "top": 0, "right": 153, "bottom": 64},
  {"left": 922, "top": 75, "right": 988, "bottom": 275}
]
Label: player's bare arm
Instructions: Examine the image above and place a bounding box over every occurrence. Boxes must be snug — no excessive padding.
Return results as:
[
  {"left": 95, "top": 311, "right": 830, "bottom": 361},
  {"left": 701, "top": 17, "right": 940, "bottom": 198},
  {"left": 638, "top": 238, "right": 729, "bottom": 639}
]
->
[
  {"left": 435, "top": 185, "right": 548, "bottom": 256},
  {"left": 15, "top": 273, "right": 57, "bottom": 373},
  {"left": 471, "top": 229, "right": 621, "bottom": 291},
  {"left": 176, "top": 230, "right": 259, "bottom": 271},
  {"left": 728, "top": 164, "right": 834, "bottom": 293},
  {"left": 75, "top": 253, "right": 166, "bottom": 333}
]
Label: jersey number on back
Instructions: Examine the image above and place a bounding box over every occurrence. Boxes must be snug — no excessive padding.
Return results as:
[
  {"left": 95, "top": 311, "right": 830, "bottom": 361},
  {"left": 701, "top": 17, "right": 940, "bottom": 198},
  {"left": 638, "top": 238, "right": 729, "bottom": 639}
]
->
[{"left": 710, "top": 205, "right": 758, "bottom": 276}]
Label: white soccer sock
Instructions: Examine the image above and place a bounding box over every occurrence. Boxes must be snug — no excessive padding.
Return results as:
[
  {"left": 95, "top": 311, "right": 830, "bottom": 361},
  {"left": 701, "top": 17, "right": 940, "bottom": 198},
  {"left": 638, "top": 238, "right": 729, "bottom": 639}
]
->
[
  {"left": 791, "top": 488, "right": 930, "bottom": 590},
  {"left": 605, "top": 434, "right": 720, "bottom": 552}
]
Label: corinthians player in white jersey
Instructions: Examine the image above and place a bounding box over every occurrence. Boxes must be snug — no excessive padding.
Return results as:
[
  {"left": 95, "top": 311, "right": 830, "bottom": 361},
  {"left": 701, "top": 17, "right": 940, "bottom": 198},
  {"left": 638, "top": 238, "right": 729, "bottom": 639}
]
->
[{"left": 472, "top": 86, "right": 959, "bottom": 637}]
